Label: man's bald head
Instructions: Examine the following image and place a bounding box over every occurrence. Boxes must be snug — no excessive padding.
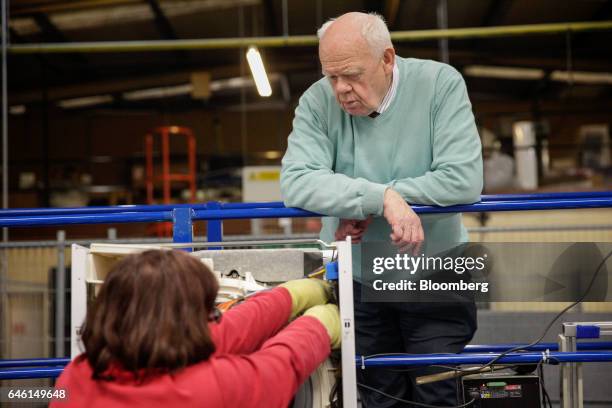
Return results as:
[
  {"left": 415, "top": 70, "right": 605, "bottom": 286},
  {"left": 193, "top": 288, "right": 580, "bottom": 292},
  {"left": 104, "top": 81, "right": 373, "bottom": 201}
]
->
[
  {"left": 316, "top": 12, "right": 395, "bottom": 117},
  {"left": 318, "top": 12, "right": 392, "bottom": 58}
]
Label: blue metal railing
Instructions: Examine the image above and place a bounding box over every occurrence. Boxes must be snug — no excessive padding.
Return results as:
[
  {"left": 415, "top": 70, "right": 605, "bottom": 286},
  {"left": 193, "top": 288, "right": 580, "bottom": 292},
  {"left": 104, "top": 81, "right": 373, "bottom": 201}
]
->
[
  {"left": 358, "top": 351, "right": 612, "bottom": 367},
  {"left": 1, "top": 191, "right": 612, "bottom": 380},
  {"left": 1, "top": 192, "right": 612, "bottom": 232},
  {"left": 0, "top": 191, "right": 610, "bottom": 217},
  {"left": 3, "top": 342, "right": 612, "bottom": 379}
]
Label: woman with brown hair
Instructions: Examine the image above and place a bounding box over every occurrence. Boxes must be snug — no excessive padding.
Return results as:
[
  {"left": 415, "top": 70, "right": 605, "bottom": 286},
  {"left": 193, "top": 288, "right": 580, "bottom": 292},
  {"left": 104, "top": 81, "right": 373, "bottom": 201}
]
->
[{"left": 51, "top": 249, "right": 340, "bottom": 408}]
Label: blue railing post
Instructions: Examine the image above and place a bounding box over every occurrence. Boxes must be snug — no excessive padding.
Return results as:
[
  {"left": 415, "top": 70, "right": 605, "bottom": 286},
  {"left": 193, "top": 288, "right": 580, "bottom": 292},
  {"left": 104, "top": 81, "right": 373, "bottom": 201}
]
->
[
  {"left": 172, "top": 208, "right": 194, "bottom": 250},
  {"left": 206, "top": 201, "right": 223, "bottom": 248}
]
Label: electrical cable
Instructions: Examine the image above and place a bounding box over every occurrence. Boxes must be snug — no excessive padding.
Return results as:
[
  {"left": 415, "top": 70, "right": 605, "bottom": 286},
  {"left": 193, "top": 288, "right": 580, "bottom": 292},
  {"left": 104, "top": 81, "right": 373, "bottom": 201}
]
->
[
  {"left": 538, "top": 361, "right": 553, "bottom": 408},
  {"left": 473, "top": 247, "right": 612, "bottom": 370},
  {"left": 357, "top": 248, "right": 612, "bottom": 406},
  {"left": 364, "top": 248, "right": 612, "bottom": 373}
]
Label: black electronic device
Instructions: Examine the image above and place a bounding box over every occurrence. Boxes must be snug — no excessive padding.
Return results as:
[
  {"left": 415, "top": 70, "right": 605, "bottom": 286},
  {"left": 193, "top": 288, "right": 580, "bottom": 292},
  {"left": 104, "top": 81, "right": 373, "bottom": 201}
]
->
[{"left": 462, "top": 373, "right": 541, "bottom": 408}]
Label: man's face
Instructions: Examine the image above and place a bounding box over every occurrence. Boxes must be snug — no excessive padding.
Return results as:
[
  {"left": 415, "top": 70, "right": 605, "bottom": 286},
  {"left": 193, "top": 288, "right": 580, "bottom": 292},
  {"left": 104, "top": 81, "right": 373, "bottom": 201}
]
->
[{"left": 320, "top": 43, "right": 394, "bottom": 116}]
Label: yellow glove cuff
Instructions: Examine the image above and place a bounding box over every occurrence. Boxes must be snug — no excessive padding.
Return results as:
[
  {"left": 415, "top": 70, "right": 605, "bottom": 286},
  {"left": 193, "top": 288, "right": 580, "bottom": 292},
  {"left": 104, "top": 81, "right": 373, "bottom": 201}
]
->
[
  {"left": 280, "top": 278, "right": 331, "bottom": 319},
  {"left": 303, "top": 304, "right": 341, "bottom": 349}
]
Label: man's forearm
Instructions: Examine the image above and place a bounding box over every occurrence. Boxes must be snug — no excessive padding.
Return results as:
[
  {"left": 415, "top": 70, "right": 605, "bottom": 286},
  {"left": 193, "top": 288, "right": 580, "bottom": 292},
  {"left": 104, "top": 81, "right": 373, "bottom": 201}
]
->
[
  {"left": 388, "top": 164, "right": 483, "bottom": 207},
  {"left": 281, "top": 165, "right": 387, "bottom": 219}
]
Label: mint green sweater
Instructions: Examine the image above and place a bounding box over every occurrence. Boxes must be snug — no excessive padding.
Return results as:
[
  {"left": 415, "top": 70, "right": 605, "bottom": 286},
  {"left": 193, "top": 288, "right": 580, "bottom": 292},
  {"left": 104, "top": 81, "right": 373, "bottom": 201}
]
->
[{"left": 281, "top": 57, "right": 483, "bottom": 262}]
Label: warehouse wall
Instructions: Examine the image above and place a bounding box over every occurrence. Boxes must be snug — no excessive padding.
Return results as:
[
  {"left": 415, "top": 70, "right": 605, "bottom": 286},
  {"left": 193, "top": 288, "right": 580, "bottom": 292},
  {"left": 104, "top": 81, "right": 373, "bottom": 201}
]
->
[{"left": 7, "top": 98, "right": 611, "bottom": 199}]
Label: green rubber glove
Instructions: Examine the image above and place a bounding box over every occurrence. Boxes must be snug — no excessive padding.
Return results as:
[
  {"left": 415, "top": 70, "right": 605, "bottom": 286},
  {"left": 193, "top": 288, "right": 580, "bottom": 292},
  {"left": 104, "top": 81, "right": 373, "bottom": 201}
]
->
[
  {"left": 303, "top": 304, "right": 341, "bottom": 349},
  {"left": 280, "top": 278, "right": 332, "bottom": 319}
]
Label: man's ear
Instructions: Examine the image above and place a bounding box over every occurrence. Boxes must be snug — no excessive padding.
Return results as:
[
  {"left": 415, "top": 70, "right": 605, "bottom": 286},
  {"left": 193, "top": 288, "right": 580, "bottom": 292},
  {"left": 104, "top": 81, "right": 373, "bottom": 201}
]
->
[{"left": 382, "top": 47, "right": 395, "bottom": 74}]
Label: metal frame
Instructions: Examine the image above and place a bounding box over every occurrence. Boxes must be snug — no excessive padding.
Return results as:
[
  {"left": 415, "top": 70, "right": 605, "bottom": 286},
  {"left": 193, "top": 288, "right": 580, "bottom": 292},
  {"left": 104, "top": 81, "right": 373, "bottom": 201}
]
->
[
  {"left": 70, "top": 244, "right": 88, "bottom": 358},
  {"left": 336, "top": 238, "right": 357, "bottom": 407},
  {"left": 1, "top": 192, "right": 612, "bottom": 227},
  {"left": 0, "top": 193, "right": 612, "bottom": 408},
  {"left": 559, "top": 322, "right": 612, "bottom": 408}
]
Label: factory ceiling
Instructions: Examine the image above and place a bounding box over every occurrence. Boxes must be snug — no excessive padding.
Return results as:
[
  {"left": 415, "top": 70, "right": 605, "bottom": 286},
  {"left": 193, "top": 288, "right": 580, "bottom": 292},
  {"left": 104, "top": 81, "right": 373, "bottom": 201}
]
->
[{"left": 5, "top": 0, "right": 612, "bottom": 113}]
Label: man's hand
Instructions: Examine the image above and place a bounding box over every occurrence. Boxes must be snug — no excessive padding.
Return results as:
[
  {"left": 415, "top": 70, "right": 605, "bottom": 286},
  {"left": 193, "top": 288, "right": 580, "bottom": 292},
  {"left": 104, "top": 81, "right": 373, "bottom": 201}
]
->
[
  {"left": 335, "top": 217, "right": 372, "bottom": 243},
  {"left": 383, "top": 188, "right": 424, "bottom": 254}
]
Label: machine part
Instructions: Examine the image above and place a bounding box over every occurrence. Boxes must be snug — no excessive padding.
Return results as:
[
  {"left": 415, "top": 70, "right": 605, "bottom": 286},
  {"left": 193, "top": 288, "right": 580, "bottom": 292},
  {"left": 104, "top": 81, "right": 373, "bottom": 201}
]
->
[
  {"left": 336, "top": 238, "right": 358, "bottom": 407},
  {"left": 215, "top": 271, "right": 267, "bottom": 303},
  {"left": 462, "top": 374, "right": 541, "bottom": 407},
  {"left": 216, "top": 270, "right": 338, "bottom": 408},
  {"left": 192, "top": 248, "right": 323, "bottom": 283},
  {"left": 292, "top": 358, "right": 337, "bottom": 408},
  {"left": 557, "top": 322, "right": 612, "bottom": 408}
]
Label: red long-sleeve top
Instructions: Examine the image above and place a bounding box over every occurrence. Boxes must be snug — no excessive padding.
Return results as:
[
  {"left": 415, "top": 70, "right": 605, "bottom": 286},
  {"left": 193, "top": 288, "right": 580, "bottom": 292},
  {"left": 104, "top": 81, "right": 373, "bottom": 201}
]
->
[{"left": 50, "top": 287, "right": 331, "bottom": 408}]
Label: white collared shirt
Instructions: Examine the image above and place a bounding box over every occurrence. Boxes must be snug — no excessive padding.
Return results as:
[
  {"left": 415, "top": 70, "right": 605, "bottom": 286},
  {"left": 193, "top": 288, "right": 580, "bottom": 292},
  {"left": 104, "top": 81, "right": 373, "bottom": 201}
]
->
[{"left": 374, "top": 62, "right": 399, "bottom": 115}]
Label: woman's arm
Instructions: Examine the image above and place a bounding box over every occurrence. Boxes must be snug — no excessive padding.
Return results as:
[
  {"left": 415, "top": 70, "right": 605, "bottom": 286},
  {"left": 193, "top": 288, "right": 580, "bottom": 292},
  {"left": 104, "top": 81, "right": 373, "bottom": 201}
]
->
[
  {"left": 210, "top": 315, "right": 331, "bottom": 408},
  {"left": 210, "top": 287, "right": 292, "bottom": 355}
]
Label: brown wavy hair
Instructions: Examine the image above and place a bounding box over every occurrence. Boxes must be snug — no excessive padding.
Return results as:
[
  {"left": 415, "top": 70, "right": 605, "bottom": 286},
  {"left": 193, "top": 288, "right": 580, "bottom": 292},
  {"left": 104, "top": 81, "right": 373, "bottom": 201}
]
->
[{"left": 80, "top": 249, "right": 219, "bottom": 381}]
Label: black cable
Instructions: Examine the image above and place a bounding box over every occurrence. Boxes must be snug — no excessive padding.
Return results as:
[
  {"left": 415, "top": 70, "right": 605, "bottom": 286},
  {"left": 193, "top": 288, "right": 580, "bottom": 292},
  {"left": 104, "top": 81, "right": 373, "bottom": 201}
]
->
[
  {"left": 329, "top": 375, "right": 339, "bottom": 408},
  {"left": 538, "top": 362, "right": 553, "bottom": 408},
  {"left": 356, "top": 249, "right": 612, "bottom": 407},
  {"left": 365, "top": 247, "right": 611, "bottom": 374},
  {"left": 357, "top": 383, "right": 475, "bottom": 408},
  {"left": 474, "top": 247, "right": 612, "bottom": 370}
]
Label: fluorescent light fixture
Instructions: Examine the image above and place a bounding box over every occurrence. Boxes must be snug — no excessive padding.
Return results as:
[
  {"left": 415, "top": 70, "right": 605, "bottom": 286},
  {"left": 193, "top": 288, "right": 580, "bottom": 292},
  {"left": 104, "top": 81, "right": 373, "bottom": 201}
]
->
[
  {"left": 121, "top": 74, "right": 281, "bottom": 102},
  {"left": 551, "top": 70, "right": 612, "bottom": 85},
  {"left": 209, "top": 76, "right": 254, "bottom": 92},
  {"left": 465, "top": 65, "right": 612, "bottom": 85},
  {"left": 464, "top": 65, "right": 545, "bottom": 80},
  {"left": 58, "top": 95, "right": 113, "bottom": 109},
  {"left": 246, "top": 46, "right": 272, "bottom": 97},
  {"left": 123, "top": 84, "right": 193, "bottom": 101}
]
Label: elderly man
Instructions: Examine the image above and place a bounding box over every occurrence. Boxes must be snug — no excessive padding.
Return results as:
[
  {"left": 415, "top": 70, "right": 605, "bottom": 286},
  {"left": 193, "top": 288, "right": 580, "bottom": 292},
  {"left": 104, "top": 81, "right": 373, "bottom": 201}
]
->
[{"left": 281, "top": 12, "right": 482, "bottom": 407}]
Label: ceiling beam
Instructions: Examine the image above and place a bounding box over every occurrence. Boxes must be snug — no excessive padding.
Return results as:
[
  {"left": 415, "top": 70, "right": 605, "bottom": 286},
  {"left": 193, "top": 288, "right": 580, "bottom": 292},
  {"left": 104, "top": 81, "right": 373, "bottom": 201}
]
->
[
  {"left": 262, "top": 0, "right": 280, "bottom": 35},
  {"left": 30, "top": 12, "right": 94, "bottom": 76},
  {"left": 146, "top": 0, "right": 178, "bottom": 40},
  {"left": 32, "top": 12, "right": 68, "bottom": 42},
  {"left": 395, "top": 46, "right": 612, "bottom": 71},
  {"left": 11, "top": 0, "right": 140, "bottom": 16},
  {"left": 384, "top": 0, "right": 401, "bottom": 30},
  {"left": 593, "top": 0, "right": 612, "bottom": 21},
  {"left": 480, "top": 0, "right": 514, "bottom": 26},
  {"left": 466, "top": 0, "right": 514, "bottom": 61},
  {"left": 472, "top": 98, "right": 612, "bottom": 117},
  {"left": 11, "top": 21, "right": 612, "bottom": 53},
  {"left": 571, "top": 0, "right": 612, "bottom": 58},
  {"left": 9, "top": 60, "right": 314, "bottom": 104},
  {"left": 10, "top": 44, "right": 612, "bottom": 106},
  {"left": 9, "top": 27, "right": 25, "bottom": 43},
  {"left": 145, "top": 0, "right": 190, "bottom": 69}
]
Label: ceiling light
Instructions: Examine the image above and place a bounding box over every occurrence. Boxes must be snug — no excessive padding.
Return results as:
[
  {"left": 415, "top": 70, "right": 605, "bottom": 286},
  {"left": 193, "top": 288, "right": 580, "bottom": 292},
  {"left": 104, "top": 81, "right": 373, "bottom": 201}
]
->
[
  {"left": 463, "top": 65, "right": 545, "bottom": 80},
  {"left": 123, "top": 84, "right": 193, "bottom": 101},
  {"left": 246, "top": 46, "right": 272, "bottom": 97},
  {"left": 58, "top": 95, "right": 113, "bottom": 109},
  {"left": 551, "top": 70, "right": 612, "bottom": 85}
]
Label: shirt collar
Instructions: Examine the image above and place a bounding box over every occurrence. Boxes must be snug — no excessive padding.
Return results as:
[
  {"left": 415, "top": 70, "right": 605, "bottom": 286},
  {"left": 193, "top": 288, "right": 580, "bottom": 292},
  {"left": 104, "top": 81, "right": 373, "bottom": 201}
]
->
[{"left": 373, "top": 61, "right": 399, "bottom": 116}]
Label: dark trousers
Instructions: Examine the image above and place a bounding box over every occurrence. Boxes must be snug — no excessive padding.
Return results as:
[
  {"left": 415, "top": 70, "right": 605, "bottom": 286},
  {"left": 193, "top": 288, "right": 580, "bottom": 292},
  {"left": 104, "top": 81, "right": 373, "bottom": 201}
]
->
[{"left": 354, "top": 282, "right": 477, "bottom": 407}]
